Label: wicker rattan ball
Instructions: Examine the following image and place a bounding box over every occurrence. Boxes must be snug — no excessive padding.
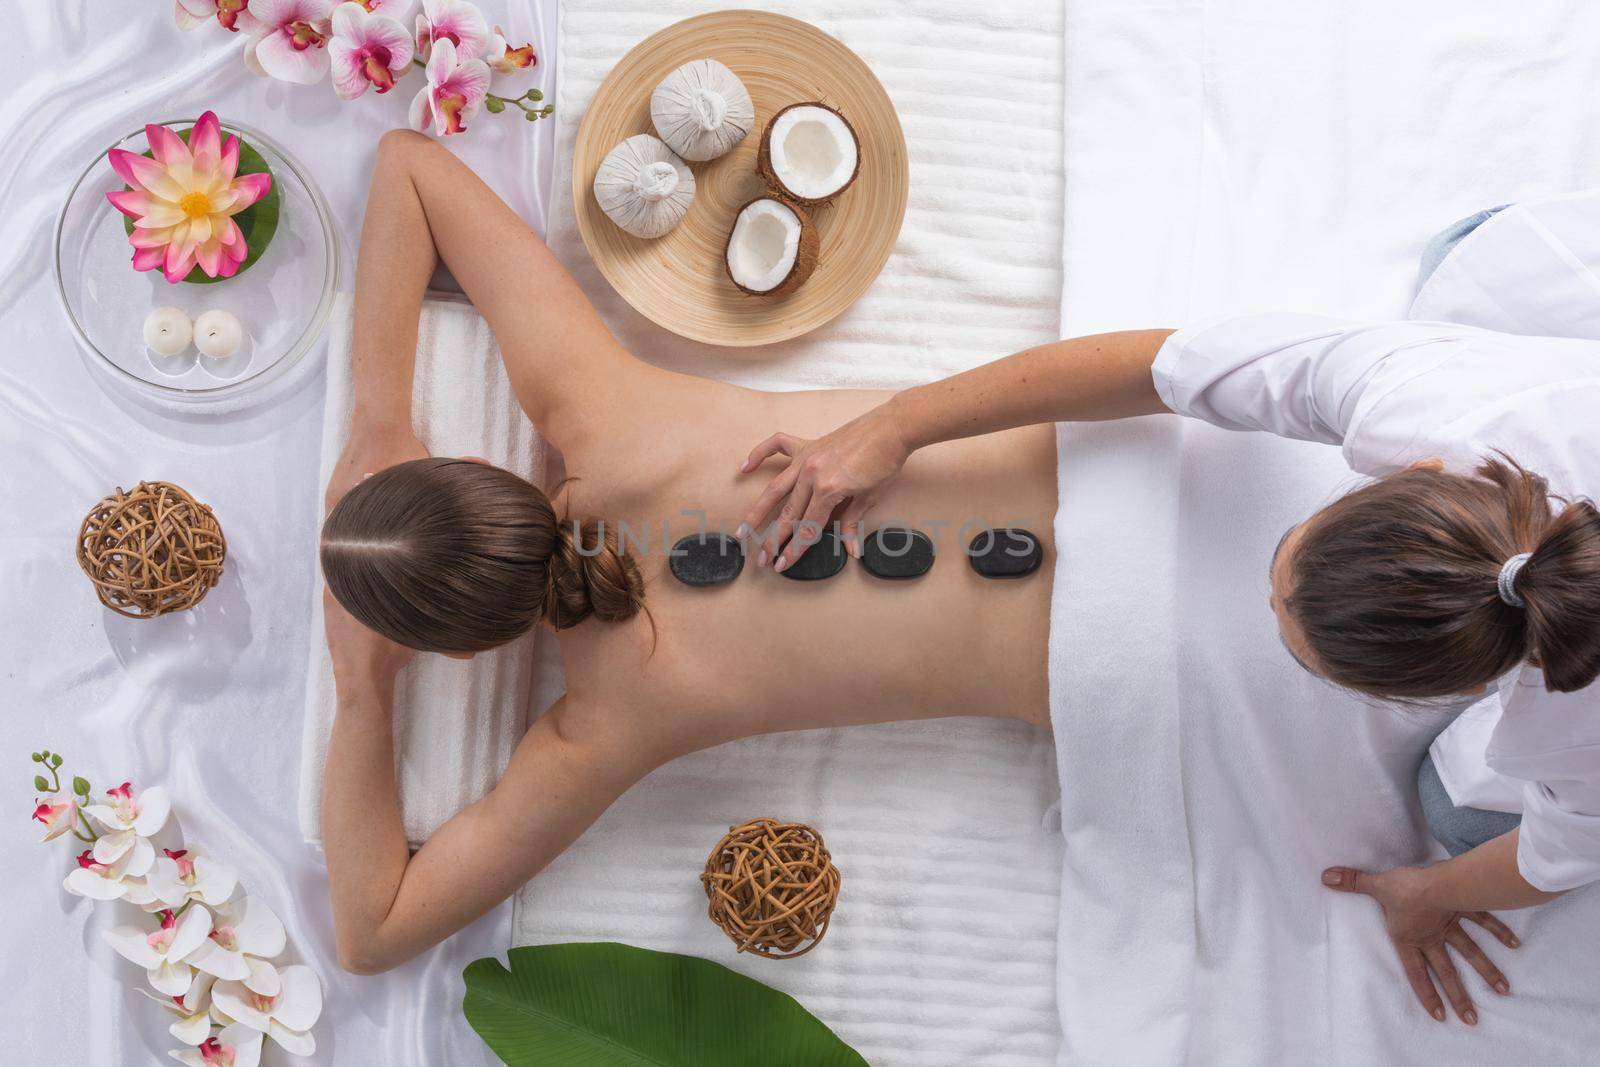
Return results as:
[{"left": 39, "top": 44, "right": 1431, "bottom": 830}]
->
[
  {"left": 701, "top": 817, "right": 841, "bottom": 959},
  {"left": 76, "top": 481, "right": 226, "bottom": 619}
]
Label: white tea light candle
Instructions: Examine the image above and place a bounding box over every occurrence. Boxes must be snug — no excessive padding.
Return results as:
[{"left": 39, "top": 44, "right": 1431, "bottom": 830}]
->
[
  {"left": 193, "top": 310, "right": 243, "bottom": 358},
  {"left": 142, "top": 307, "right": 192, "bottom": 356}
]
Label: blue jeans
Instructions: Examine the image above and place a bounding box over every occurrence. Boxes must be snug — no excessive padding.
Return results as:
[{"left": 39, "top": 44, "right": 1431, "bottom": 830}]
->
[{"left": 1417, "top": 755, "right": 1521, "bottom": 857}]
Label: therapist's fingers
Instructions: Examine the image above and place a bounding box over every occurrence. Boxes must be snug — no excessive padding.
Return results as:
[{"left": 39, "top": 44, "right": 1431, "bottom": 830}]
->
[
  {"left": 835, "top": 495, "right": 877, "bottom": 558},
  {"left": 1397, "top": 945, "right": 1447, "bottom": 1021},
  {"left": 740, "top": 432, "right": 805, "bottom": 474},
  {"left": 759, "top": 481, "right": 815, "bottom": 568},
  {"left": 1465, "top": 911, "right": 1520, "bottom": 950},
  {"left": 775, "top": 491, "right": 844, "bottom": 573},
  {"left": 1424, "top": 944, "right": 1476, "bottom": 1025},
  {"left": 739, "top": 462, "right": 803, "bottom": 543},
  {"left": 1320, "top": 867, "right": 1378, "bottom": 895},
  {"left": 1445, "top": 925, "right": 1510, "bottom": 996}
]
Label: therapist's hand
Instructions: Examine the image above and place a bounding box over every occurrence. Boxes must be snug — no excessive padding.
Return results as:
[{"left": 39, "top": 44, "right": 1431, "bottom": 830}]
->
[
  {"left": 737, "top": 404, "right": 913, "bottom": 571},
  {"left": 1323, "top": 864, "right": 1518, "bottom": 1025},
  {"left": 326, "top": 423, "right": 429, "bottom": 514}
]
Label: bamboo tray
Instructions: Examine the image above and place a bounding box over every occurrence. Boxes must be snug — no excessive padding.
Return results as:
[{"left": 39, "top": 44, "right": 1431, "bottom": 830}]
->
[{"left": 571, "top": 9, "right": 908, "bottom": 347}]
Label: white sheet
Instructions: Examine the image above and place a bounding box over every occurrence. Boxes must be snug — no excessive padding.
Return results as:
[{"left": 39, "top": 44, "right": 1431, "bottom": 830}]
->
[
  {"left": 1, "top": 2, "right": 554, "bottom": 1064},
  {"left": 1054, "top": 1, "right": 1600, "bottom": 1062},
  {"left": 507, "top": 2, "right": 1067, "bottom": 1064}
]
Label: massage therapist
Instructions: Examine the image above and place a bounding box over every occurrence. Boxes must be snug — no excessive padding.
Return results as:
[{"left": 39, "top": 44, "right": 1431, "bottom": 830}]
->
[{"left": 737, "top": 313, "right": 1600, "bottom": 1025}]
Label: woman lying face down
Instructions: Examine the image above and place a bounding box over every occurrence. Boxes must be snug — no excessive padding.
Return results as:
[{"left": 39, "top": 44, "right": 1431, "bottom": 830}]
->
[{"left": 317, "top": 130, "right": 1058, "bottom": 976}]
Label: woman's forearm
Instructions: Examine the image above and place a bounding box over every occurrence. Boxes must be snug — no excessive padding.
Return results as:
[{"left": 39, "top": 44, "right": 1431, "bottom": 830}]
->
[
  {"left": 1422, "top": 830, "right": 1565, "bottom": 912},
  {"left": 320, "top": 673, "right": 412, "bottom": 972},
  {"left": 347, "top": 136, "right": 442, "bottom": 429},
  {"left": 885, "top": 329, "right": 1174, "bottom": 451}
]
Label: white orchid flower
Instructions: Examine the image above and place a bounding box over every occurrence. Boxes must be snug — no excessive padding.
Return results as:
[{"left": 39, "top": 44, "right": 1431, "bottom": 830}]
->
[
  {"left": 32, "top": 793, "right": 80, "bottom": 842},
  {"left": 169, "top": 1024, "right": 263, "bottom": 1067},
  {"left": 64, "top": 846, "right": 146, "bottom": 901},
  {"left": 85, "top": 782, "right": 170, "bottom": 872},
  {"left": 212, "top": 964, "right": 321, "bottom": 1056},
  {"left": 186, "top": 897, "right": 286, "bottom": 994},
  {"left": 103, "top": 906, "right": 212, "bottom": 997},
  {"left": 143, "top": 849, "right": 239, "bottom": 911},
  {"left": 137, "top": 972, "right": 216, "bottom": 1045}
]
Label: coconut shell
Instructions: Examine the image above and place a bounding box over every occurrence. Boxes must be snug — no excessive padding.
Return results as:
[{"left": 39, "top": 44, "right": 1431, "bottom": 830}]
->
[
  {"left": 725, "top": 196, "right": 821, "bottom": 298},
  {"left": 756, "top": 101, "right": 862, "bottom": 207}
]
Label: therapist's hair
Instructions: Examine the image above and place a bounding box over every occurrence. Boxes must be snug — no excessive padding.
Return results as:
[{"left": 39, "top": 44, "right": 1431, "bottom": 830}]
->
[
  {"left": 320, "top": 457, "right": 645, "bottom": 653},
  {"left": 1285, "top": 455, "right": 1600, "bottom": 698}
]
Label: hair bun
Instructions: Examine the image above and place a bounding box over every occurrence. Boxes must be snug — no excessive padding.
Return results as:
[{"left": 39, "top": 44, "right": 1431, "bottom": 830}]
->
[
  {"left": 545, "top": 518, "right": 646, "bottom": 629},
  {"left": 1519, "top": 497, "right": 1600, "bottom": 692}
]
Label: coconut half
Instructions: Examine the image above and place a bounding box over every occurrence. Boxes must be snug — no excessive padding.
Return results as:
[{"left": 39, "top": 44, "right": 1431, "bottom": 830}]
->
[
  {"left": 725, "top": 197, "right": 819, "bottom": 297},
  {"left": 757, "top": 102, "right": 861, "bottom": 205}
]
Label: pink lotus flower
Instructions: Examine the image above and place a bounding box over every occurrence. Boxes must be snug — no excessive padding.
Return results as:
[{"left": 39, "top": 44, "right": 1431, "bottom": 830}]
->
[
  {"left": 329, "top": 2, "right": 414, "bottom": 99},
  {"left": 175, "top": 0, "right": 257, "bottom": 31},
  {"left": 105, "top": 112, "right": 273, "bottom": 283},
  {"left": 486, "top": 25, "right": 535, "bottom": 75},
  {"left": 244, "top": 0, "right": 335, "bottom": 84},
  {"left": 408, "top": 38, "right": 489, "bottom": 137},
  {"left": 414, "top": 0, "right": 489, "bottom": 62}
]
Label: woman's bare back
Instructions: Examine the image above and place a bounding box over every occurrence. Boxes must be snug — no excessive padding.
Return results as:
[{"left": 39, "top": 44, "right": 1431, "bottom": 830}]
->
[{"left": 552, "top": 372, "right": 1057, "bottom": 752}]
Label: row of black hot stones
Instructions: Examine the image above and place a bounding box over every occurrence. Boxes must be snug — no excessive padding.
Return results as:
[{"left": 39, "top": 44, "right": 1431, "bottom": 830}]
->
[{"left": 668, "top": 528, "right": 1042, "bottom": 586}]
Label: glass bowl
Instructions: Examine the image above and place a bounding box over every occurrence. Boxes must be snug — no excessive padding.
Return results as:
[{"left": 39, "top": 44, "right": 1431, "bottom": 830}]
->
[{"left": 53, "top": 117, "right": 338, "bottom": 403}]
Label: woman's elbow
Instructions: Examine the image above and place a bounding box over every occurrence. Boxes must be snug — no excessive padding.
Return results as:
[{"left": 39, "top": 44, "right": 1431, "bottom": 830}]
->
[{"left": 336, "top": 935, "right": 401, "bottom": 977}]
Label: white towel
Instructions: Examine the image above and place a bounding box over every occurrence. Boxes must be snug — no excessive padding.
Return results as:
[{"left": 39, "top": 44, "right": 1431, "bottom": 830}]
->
[
  {"left": 507, "top": 3, "right": 1069, "bottom": 1065},
  {"left": 298, "top": 294, "right": 552, "bottom": 847}
]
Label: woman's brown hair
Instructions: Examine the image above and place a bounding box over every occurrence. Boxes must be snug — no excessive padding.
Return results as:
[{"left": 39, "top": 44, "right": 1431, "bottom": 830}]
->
[
  {"left": 320, "top": 457, "right": 645, "bottom": 653},
  {"left": 1284, "top": 456, "right": 1600, "bottom": 699}
]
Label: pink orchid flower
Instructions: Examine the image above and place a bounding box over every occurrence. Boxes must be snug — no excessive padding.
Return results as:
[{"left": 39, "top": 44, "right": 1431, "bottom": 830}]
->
[
  {"left": 244, "top": 0, "right": 335, "bottom": 84},
  {"left": 414, "top": 0, "right": 489, "bottom": 62},
  {"left": 175, "top": 0, "right": 257, "bottom": 32},
  {"left": 105, "top": 112, "right": 273, "bottom": 284},
  {"left": 486, "top": 25, "right": 536, "bottom": 75},
  {"left": 31, "top": 794, "right": 78, "bottom": 842},
  {"left": 408, "top": 38, "right": 490, "bottom": 137},
  {"left": 171, "top": 1027, "right": 264, "bottom": 1067},
  {"left": 328, "top": 2, "right": 414, "bottom": 99}
]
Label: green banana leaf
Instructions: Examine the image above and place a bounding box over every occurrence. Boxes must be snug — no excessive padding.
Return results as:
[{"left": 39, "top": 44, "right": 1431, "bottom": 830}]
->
[
  {"left": 120, "top": 124, "right": 280, "bottom": 285},
  {"left": 462, "top": 942, "right": 869, "bottom": 1067}
]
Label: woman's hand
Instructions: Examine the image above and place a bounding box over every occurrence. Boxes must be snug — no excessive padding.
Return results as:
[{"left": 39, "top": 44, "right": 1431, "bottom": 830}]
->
[
  {"left": 325, "top": 588, "right": 414, "bottom": 693},
  {"left": 325, "top": 422, "right": 428, "bottom": 513},
  {"left": 1322, "top": 864, "right": 1518, "bottom": 1024},
  {"left": 737, "top": 404, "right": 913, "bottom": 571}
]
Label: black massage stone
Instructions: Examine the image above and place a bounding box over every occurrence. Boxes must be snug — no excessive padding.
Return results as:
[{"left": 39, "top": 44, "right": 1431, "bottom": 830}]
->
[
  {"left": 780, "top": 531, "right": 848, "bottom": 581},
  {"left": 669, "top": 532, "right": 745, "bottom": 587},
  {"left": 860, "top": 527, "right": 934, "bottom": 580},
  {"left": 968, "top": 528, "right": 1042, "bottom": 579}
]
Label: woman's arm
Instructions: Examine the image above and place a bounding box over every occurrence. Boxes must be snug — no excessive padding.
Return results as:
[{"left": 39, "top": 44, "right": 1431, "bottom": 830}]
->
[
  {"left": 320, "top": 593, "right": 657, "bottom": 974},
  {"left": 737, "top": 330, "right": 1173, "bottom": 570},
  {"left": 1321, "top": 831, "right": 1563, "bottom": 1024},
  {"left": 328, "top": 129, "right": 646, "bottom": 508}
]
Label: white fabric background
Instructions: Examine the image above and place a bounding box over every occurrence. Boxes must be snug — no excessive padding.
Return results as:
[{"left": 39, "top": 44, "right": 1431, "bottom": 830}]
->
[
  {"left": 1, "top": 2, "right": 554, "bottom": 1064},
  {"left": 1052, "top": 1, "right": 1600, "bottom": 1063}
]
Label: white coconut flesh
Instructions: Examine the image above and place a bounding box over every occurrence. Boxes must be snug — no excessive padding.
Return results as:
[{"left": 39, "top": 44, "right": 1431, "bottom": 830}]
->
[
  {"left": 727, "top": 199, "right": 803, "bottom": 292},
  {"left": 768, "top": 106, "right": 858, "bottom": 200}
]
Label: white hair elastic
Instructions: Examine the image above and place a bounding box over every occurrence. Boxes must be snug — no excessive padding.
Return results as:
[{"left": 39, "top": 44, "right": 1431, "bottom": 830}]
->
[{"left": 1497, "top": 552, "right": 1532, "bottom": 608}]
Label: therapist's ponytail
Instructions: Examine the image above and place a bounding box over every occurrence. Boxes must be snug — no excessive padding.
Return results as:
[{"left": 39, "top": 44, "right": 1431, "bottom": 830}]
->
[{"left": 1285, "top": 455, "right": 1600, "bottom": 699}]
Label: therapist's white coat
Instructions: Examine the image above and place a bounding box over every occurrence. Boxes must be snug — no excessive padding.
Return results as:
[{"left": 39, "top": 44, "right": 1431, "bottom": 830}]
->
[{"left": 1150, "top": 189, "right": 1600, "bottom": 893}]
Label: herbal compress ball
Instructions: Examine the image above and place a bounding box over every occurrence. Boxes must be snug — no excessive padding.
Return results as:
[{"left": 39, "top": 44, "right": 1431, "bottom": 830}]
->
[
  {"left": 593, "top": 134, "right": 696, "bottom": 239},
  {"left": 756, "top": 102, "right": 860, "bottom": 206},
  {"left": 650, "top": 58, "right": 755, "bottom": 162},
  {"left": 724, "top": 196, "right": 819, "bottom": 297}
]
